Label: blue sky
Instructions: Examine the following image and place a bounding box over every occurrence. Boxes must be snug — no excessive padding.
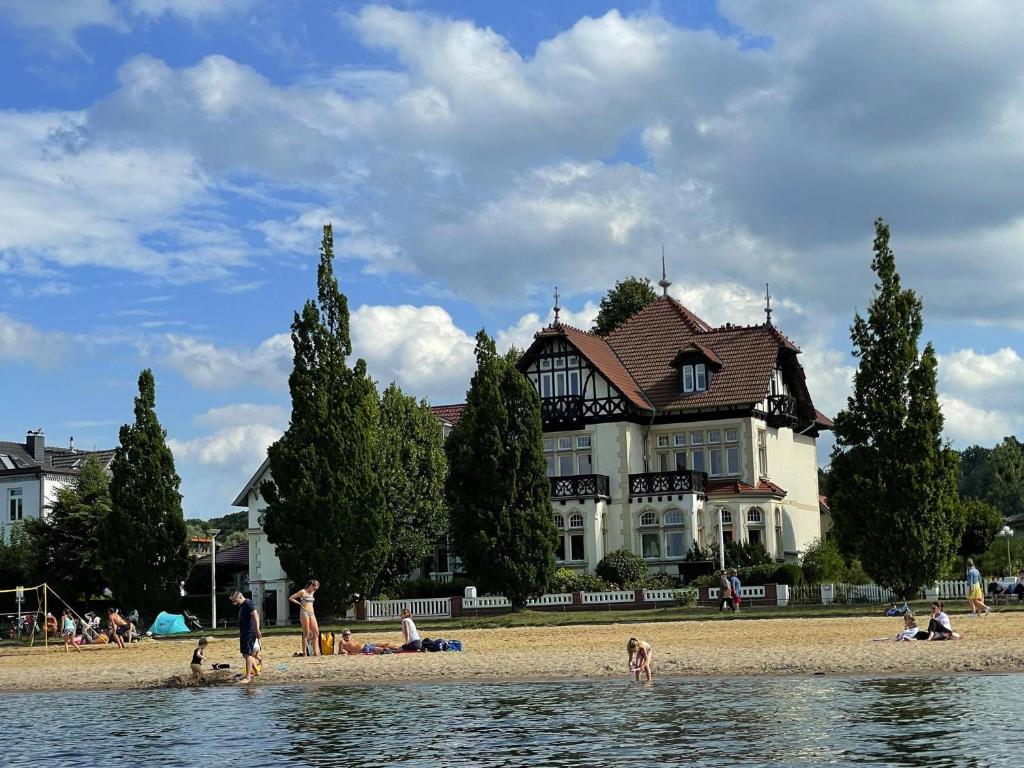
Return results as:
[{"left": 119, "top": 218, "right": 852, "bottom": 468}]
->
[{"left": 2, "top": 1, "right": 1023, "bottom": 518}]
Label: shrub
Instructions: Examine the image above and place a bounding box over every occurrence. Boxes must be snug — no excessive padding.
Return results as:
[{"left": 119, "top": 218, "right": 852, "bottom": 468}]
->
[
  {"left": 800, "top": 537, "right": 847, "bottom": 584},
  {"left": 692, "top": 563, "right": 779, "bottom": 587},
  {"left": 596, "top": 549, "right": 649, "bottom": 588},
  {"left": 641, "top": 572, "right": 681, "bottom": 590},
  {"left": 550, "top": 567, "right": 609, "bottom": 593},
  {"left": 725, "top": 540, "right": 772, "bottom": 568},
  {"left": 773, "top": 563, "right": 805, "bottom": 586}
]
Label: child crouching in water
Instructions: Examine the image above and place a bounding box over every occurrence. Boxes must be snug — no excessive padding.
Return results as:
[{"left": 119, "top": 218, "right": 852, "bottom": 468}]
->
[
  {"left": 627, "top": 637, "right": 653, "bottom": 682},
  {"left": 191, "top": 637, "right": 208, "bottom": 681}
]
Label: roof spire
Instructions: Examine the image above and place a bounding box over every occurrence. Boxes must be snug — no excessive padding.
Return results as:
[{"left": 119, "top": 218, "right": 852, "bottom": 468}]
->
[
  {"left": 764, "top": 283, "right": 773, "bottom": 327},
  {"left": 659, "top": 244, "right": 671, "bottom": 296},
  {"left": 553, "top": 286, "right": 561, "bottom": 326}
]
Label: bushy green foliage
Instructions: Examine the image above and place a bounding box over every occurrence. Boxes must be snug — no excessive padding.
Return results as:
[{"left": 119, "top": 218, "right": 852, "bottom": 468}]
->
[
  {"left": 958, "top": 499, "right": 1004, "bottom": 558},
  {"left": 446, "top": 330, "right": 557, "bottom": 608},
  {"left": 0, "top": 524, "right": 32, "bottom": 586},
  {"left": 373, "top": 383, "right": 448, "bottom": 594},
  {"left": 684, "top": 540, "right": 714, "bottom": 561},
  {"left": 103, "top": 370, "right": 190, "bottom": 619},
  {"left": 550, "top": 567, "right": 610, "bottom": 593},
  {"left": 693, "top": 562, "right": 794, "bottom": 587},
  {"left": 800, "top": 537, "right": 847, "bottom": 584},
  {"left": 593, "top": 276, "right": 658, "bottom": 335},
  {"left": 262, "top": 225, "right": 389, "bottom": 613},
  {"left": 830, "top": 219, "right": 963, "bottom": 597},
  {"left": 595, "top": 549, "right": 649, "bottom": 587},
  {"left": 773, "top": 563, "right": 804, "bottom": 586},
  {"left": 24, "top": 456, "right": 110, "bottom": 600},
  {"left": 725, "top": 540, "right": 771, "bottom": 568},
  {"left": 960, "top": 439, "right": 1024, "bottom": 520}
]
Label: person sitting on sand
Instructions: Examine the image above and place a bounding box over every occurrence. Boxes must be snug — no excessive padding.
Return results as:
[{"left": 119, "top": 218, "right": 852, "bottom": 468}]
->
[
  {"left": 61, "top": 609, "right": 81, "bottom": 654},
  {"left": 336, "top": 629, "right": 401, "bottom": 655},
  {"left": 399, "top": 608, "right": 422, "bottom": 652},
  {"left": 895, "top": 613, "right": 929, "bottom": 641},
  {"left": 191, "top": 637, "right": 208, "bottom": 681},
  {"left": 926, "top": 601, "right": 961, "bottom": 640},
  {"left": 627, "top": 637, "right": 653, "bottom": 682},
  {"left": 107, "top": 608, "right": 130, "bottom": 649}
]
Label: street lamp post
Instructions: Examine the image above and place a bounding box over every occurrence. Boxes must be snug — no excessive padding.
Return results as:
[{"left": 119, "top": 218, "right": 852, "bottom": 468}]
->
[
  {"left": 208, "top": 528, "right": 221, "bottom": 630},
  {"left": 999, "top": 525, "right": 1014, "bottom": 575}
]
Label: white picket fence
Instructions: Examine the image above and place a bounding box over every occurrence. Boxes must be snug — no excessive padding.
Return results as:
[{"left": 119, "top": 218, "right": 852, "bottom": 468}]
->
[
  {"left": 643, "top": 588, "right": 699, "bottom": 603},
  {"left": 933, "top": 580, "right": 969, "bottom": 599},
  {"left": 581, "top": 590, "right": 635, "bottom": 605},
  {"left": 707, "top": 586, "right": 767, "bottom": 600},
  {"left": 364, "top": 597, "right": 452, "bottom": 621}
]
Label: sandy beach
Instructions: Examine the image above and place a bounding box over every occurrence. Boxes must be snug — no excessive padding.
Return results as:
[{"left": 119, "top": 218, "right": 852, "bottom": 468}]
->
[{"left": 1, "top": 612, "right": 1022, "bottom": 692}]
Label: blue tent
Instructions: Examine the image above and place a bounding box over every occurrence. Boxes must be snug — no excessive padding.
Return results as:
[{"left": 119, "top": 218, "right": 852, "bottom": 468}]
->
[{"left": 149, "top": 611, "right": 192, "bottom": 636}]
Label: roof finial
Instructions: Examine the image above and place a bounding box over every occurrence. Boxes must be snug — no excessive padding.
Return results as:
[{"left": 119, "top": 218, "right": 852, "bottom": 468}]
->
[
  {"left": 553, "top": 286, "right": 561, "bottom": 326},
  {"left": 659, "top": 244, "right": 671, "bottom": 296},
  {"left": 764, "top": 283, "right": 773, "bottom": 327}
]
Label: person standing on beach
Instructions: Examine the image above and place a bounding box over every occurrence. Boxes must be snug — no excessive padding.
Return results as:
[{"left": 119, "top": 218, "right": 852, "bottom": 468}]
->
[
  {"left": 729, "top": 569, "right": 742, "bottom": 613},
  {"left": 627, "top": 637, "right": 653, "bottom": 682},
  {"left": 718, "top": 570, "right": 736, "bottom": 613},
  {"left": 230, "top": 591, "right": 262, "bottom": 683},
  {"left": 61, "top": 609, "right": 81, "bottom": 654},
  {"left": 966, "top": 558, "right": 990, "bottom": 617},
  {"left": 289, "top": 579, "right": 320, "bottom": 656}
]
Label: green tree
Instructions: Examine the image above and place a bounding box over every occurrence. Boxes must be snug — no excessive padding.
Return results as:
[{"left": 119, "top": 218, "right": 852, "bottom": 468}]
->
[
  {"left": 373, "top": 383, "right": 448, "bottom": 594},
  {"left": 958, "top": 498, "right": 1004, "bottom": 558},
  {"left": 593, "top": 276, "right": 657, "bottom": 335},
  {"left": 987, "top": 437, "right": 1024, "bottom": 519},
  {"left": 799, "top": 537, "right": 847, "bottom": 584},
  {"left": 959, "top": 444, "right": 994, "bottom": 501},
  {"left": 262, "top": 224, "right": 389, "bottom": 613},
  {"left": 0, "top": 524, "right": 32, "bottom": 587},
  {"left": 829, "top": 219, "right": 963, "bottom": 597},
  {"left": 446, "top": 330, "right": 557, "bottom": 608},
  {"left": 24, "top": 456, "right": 110, "bottom": 600},
  {"left": 104, "top": 369, "right": 191, "bottom": 618}
]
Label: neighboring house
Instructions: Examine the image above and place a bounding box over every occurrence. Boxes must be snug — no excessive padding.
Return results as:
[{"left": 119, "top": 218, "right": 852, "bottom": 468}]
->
[
  {"left": 0, "top": 431, "right": 115, "bottom": 541},
  {"left": 516, "top": 287, "right": 831, "bottom": 573}
]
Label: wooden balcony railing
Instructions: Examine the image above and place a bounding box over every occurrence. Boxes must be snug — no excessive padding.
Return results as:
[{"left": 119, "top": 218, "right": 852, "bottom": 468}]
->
[
  {"left": 540, "top": 395, "right": 583, "bottom": 422},
  {"left": 550, "top": 474, "right": 610, "bottom": 499},
  {"left": 628, "top": 470, "right": 706, "bottom": 497}
]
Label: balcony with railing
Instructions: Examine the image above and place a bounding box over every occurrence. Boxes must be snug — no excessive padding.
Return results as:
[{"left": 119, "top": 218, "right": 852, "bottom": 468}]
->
[
  {"left": 765, "top": 394, "right": 797, "bottom": 427},
  {"left": 628, "top": 469, "right": 706, "bottom": 497},
  {"left": 540, "top": 395, "right": 583, "bottom": 423},
  {"left": 550, "top": 474, "right": 610, "bottom": 500}
]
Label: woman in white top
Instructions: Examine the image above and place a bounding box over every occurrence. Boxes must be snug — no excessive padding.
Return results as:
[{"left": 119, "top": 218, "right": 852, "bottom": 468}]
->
[
  {"left": 926, "top": 601, "right": 960, "bottom": 640},
  {"left": 400, "top": 608, "right": 422, "bottom": 651}
]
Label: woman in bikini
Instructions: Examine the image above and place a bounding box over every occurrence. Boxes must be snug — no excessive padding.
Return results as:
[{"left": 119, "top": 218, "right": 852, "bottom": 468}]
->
[{"left": 289, "top": 579, "right": 320, "bottom": 656}]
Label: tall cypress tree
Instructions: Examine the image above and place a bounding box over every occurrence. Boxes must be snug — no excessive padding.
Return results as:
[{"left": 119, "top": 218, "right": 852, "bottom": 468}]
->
[
  {"left": 25, "top": 455, "right": 110, "bottom": 601},
  {"left": 830, "top": 219, "right": 962, "bottom": 597},
  {"left": 262, "top": 224, "right": 389, "bottom": 612},
  {"left": 446, "top": 330, "right": 557, "bottom": 608},
  {"left": 373, "top": 383, "right": 448, "bottom": 593},
  {"left": 104, "top": 369, "right": 190, "bottom": 618}
]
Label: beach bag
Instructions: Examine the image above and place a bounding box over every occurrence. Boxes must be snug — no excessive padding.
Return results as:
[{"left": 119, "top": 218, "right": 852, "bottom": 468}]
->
[
  {"left": 320, "top": 631, "right": 334, "bottom": 656},
  {"left": 446, "top": 640, "right": 463, "bottom": 652},
  {"left": 94, "top": 633, "right": 109, "bottom": 644},
  {"left": 421, "top": 638, "right": 443, "bottom": 652}
]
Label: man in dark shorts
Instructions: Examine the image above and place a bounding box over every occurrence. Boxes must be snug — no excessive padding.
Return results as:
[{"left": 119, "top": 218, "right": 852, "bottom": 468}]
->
[{"left": 230, "top": 590, "right": 261, "bottom": 683}]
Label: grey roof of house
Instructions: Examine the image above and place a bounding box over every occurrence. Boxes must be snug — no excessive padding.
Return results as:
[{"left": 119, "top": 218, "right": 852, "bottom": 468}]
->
[{"left": 0, "top": 440, "right": 115, "bottom": 476}]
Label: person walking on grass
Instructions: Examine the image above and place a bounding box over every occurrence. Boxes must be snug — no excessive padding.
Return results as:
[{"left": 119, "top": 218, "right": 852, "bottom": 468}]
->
[
  {"left": 729, "top": 569, "right": 742, "bottom": 613},
  {"left": 230, "top": 591, "right": 262, "bottom": 684},
  {"left": 966, "top": 558, "right": 990, "bottom": 617},
  {"left": 718, "top": 570, "right": 736, "bottom": 613}
]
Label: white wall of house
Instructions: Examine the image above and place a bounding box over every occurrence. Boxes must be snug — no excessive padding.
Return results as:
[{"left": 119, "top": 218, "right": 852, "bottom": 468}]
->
[
  {"left": 240, "top": 466, "right": 291, "bottom": 625},
  {"left": 1, "top": 475, "right": 40, "bottom": 540}
]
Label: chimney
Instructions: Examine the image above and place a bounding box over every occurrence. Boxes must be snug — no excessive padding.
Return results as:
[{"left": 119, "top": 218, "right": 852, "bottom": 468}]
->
[
  {"left": 69, "top": 436, "right": 75, "bottom": 452},
  {"left": 26, "top": 430, "right": 45, "bottom": 463}
]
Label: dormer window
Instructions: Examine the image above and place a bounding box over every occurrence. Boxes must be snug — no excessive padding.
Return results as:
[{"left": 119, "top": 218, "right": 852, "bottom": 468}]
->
[{"left": 681, "top": 363, "right": 707, "bottom": 393}]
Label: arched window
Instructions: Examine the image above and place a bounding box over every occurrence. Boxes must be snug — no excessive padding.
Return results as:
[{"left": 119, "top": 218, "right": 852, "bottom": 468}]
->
[
  {"left": 555, "top": 511, "right": 585, "bottom": 563},
  {"left": 640, "top": 511, "right": 658, "bottom": 527},
  {"left": 664, "top": 510, "right": 684, "bottom": 525},
  {"left": 720, "top": 509, "right": 732, "bottom": 524},
  {"left": 747, "top": 507, "right": 765, "bottom": 546}
]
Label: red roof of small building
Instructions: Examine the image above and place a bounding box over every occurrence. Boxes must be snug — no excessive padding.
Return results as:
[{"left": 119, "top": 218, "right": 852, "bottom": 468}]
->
[
  {"left": 193, "top": 541, "right": 249, "bottom": 569},
  {"left": 431, "top": 404, "right": 465, "bottom": 427},
  {"left": 706, "top": 478, "right": 788, "bottom": 498}
]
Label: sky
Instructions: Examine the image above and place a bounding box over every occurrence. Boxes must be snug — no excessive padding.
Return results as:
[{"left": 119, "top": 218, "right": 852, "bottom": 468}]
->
[{"left": 2, "top": 0, "right": 1023, "bottom": 519}]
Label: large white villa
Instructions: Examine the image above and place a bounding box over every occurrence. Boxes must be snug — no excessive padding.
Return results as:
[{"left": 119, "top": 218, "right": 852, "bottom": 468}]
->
[
  {"left": 0, "top": 430, "right": 115, "bottom": 541},
  {"left": 234, "top": 283, "right": 831, "bottom": 619}
]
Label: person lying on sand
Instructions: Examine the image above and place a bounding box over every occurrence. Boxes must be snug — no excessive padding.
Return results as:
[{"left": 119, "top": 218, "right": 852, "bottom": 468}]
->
[
  {"left": 337, "top": 629, "right": 401, "bottom": 655},
  {"left": 874, "top": 612, "right": 930, "bottom": 642}
]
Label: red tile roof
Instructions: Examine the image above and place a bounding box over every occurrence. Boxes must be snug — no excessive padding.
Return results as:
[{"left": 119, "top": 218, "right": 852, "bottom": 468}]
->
[
  {"left": 706, "top": 478, "right": 788, "bottom": 498},
  {"left": 606, "top": 295, "right": 789, "bottom": 411},
  {"left": 814, "top": 410, "right": 834, "bottom": 429},
  {"left": 536, "top": 323, "right": 652, "bottom": 411},
  {"left": 431, "top": 404, "right": 465, "bottom": 427}
]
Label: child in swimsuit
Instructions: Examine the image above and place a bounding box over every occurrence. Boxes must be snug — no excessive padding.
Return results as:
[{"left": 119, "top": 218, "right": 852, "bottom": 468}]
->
[
  {"left": 627, "top": 637, "right": 653, "bottom": 682},
  {"left": 191, "top": 637, "right": 208, "bottom": 680},
  {"left": 61, "top": 609, "right": 81, "bottom": 654}
]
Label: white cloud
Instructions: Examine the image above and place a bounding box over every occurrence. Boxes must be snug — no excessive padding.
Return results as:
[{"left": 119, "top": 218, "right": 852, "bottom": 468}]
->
[
  {"left": 0, "top": 0, "right": 124, "bottom": 48},
  {"left": 941, "top": 347, "right": 1024, "bottom": 395},
  {"left": 938, "top": 395, "right": 1022, "bottom": 448},
  {"left": 193, "top": 403, "right": 287, "bottom": 430},
  {"left": 163, "top": 333, "right": 292, "bottom": 390},
  {"left": 127, "top": 0, "right": 253, "bottom": 23},
  {"left": 0, "top": 313, "right": 68, "bottom": 368},
  {"left": 170, "top": 422, "right": 279, "bottom": 468},
  {"left": 495, "top": 300, "right": 600, "bottom": 353}
]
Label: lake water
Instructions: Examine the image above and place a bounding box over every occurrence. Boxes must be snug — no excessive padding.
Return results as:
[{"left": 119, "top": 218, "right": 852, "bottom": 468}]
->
[{"left": 2, "top": 674, "right": 1022, "bottom": 766}]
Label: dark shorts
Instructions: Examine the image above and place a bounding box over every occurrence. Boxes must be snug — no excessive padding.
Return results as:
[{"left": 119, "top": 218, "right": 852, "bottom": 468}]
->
[
  {"left": 401, "top": 639, "right": 422, "bottom": 652},
  {"left": 116, "top": 625, "right": 130, "bottom": 637},
  {"left": 240, "top": 633, "right": 258, "bottom": 658}
]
